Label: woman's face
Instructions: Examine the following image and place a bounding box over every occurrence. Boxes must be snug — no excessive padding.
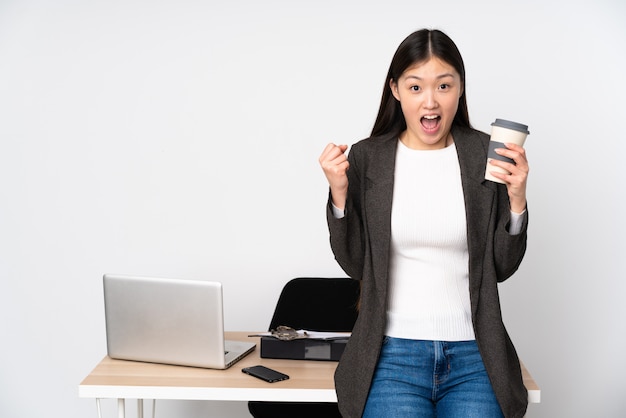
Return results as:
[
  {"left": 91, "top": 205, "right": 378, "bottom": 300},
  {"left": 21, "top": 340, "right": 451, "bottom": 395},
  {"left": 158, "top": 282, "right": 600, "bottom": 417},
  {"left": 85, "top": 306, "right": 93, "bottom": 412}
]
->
[{"left": 390, "top": 57, "right": 463, "bottom": 150}]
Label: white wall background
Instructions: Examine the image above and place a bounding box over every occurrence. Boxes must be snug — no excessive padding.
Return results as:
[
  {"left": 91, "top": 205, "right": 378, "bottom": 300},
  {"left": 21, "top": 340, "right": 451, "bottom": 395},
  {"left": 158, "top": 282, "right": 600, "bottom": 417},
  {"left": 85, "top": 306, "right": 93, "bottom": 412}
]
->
[{"left": 1, "top": 0, "right": 624, "bottom": 417}]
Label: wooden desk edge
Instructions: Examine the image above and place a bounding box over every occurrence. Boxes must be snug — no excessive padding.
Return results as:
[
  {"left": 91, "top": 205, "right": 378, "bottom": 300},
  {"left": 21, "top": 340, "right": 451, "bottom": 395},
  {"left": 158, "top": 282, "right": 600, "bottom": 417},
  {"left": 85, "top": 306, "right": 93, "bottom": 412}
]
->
[
  {"left": 520, "top": 361, "right": 541, "bottom": 403},
  {"left": 79, "top": 332, "right": 540, "bottom": 404}
]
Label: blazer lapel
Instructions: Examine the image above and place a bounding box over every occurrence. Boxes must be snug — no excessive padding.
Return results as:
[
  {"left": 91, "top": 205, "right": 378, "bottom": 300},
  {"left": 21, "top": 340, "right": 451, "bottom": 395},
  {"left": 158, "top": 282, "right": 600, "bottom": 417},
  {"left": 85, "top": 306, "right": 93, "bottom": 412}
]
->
[
  {"left": 453, "top": 126, "right": 496, "bottom": 313},
  {"left": 362, "top": 136, "right": 397, "bottom": 306},
  {"left": 364, "top": 136, "right": 397, "bottom": 225}
]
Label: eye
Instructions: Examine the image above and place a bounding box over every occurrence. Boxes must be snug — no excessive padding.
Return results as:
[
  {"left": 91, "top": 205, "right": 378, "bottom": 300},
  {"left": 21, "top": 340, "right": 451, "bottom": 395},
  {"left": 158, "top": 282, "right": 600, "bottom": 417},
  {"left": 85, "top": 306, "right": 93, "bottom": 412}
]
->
[
  {"left": 410, "top": 85, "right": 421, "bottom": 92},
  {"left": 439, "top": 83, "right": 450, "bottom": 90}
]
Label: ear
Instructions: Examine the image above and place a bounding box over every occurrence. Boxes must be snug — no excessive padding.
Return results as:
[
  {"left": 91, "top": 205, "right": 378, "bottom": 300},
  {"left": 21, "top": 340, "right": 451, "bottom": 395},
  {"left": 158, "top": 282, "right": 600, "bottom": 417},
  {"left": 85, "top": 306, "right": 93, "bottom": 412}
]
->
[{"left": 389, "top": 78, "right": 400, "bottom": 101}]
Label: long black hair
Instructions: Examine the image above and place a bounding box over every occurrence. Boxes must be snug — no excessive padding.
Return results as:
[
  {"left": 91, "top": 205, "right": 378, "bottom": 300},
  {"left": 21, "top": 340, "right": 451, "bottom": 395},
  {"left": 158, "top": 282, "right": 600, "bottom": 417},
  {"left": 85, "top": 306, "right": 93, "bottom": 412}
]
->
[{"left": 370, "top": 29, "right": 472, "bottom": 138}]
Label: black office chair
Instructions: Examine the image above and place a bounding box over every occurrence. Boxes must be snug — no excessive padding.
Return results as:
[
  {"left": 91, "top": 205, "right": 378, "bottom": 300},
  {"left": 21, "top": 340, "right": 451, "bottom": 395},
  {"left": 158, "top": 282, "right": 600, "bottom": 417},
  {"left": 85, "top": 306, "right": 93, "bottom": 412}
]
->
[{"left": 247, "top": 277, "right": 360, "bottom": 418}]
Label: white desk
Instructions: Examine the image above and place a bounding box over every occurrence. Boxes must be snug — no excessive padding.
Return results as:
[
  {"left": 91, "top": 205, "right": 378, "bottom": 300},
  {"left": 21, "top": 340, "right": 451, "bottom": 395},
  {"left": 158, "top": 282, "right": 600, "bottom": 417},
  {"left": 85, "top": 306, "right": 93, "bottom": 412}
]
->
[{"left": 79, "top": 332, "right": 540, "bottom": 417}]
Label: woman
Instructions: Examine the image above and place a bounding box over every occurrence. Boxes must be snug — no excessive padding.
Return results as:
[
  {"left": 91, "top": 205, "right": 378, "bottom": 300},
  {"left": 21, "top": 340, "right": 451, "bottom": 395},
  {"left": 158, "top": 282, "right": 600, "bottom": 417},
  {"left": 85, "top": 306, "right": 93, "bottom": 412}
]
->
[{"left": 319, "top": 29, "right": 529, "bottom": 418}]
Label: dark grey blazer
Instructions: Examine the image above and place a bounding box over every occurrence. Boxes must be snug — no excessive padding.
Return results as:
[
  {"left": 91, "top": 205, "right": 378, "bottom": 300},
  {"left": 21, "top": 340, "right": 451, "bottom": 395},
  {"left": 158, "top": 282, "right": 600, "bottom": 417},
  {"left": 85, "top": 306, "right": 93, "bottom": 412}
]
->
[{"left": 327, "top": 125, "right": 529, "bottom": 418}]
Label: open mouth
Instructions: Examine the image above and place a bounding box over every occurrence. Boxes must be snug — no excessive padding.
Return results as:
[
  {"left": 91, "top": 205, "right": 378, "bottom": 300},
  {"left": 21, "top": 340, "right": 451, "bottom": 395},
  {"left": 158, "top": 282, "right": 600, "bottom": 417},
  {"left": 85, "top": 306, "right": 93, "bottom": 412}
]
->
[{"left": 421, "top": 115, "right": 441, "bottom": 131}]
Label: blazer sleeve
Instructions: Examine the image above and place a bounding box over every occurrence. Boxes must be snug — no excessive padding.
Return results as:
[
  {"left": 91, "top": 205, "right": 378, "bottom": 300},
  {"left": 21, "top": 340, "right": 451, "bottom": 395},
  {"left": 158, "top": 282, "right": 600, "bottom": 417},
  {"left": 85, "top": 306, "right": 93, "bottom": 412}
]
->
[{"left": 493, "top": 187, "right": 528, "bottom": 282}]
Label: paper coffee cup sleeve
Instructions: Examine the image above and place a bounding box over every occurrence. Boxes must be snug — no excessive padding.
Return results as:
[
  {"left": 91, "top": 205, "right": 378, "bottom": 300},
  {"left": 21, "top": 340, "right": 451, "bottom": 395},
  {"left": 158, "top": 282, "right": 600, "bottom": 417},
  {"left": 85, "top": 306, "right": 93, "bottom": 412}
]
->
[{"left": 487, "top": 141, "right": 515, "bottom": 164}]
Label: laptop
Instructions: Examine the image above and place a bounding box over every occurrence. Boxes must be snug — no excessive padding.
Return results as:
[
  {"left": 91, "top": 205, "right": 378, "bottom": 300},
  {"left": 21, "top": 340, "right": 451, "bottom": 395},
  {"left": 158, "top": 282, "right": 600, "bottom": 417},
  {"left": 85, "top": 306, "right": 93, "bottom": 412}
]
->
[{"left": 103, "top": 274, "right": 256, "bottom": 369}]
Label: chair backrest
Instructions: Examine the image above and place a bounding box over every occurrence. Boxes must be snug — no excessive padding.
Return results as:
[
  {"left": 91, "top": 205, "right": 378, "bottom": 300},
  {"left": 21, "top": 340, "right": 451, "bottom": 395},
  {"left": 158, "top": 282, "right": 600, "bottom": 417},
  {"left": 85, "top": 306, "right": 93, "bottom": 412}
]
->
[{"left": 268, "top": 277, "right": 359, "bottom": 332}]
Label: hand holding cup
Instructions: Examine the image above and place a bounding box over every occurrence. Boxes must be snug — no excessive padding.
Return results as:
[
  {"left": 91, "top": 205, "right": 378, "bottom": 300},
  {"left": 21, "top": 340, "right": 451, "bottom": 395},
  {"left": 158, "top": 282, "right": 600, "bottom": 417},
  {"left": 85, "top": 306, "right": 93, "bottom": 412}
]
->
[{"left": 485, "top": 119, "right": 530, "bottom": 213}]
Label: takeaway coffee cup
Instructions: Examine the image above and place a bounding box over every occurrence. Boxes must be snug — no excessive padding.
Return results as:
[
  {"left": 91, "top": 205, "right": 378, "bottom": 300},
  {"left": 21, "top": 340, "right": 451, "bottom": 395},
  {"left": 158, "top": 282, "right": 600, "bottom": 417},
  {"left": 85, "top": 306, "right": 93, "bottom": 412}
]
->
[{"left": 485, "top": 119, "right": 529, "bottom": 184}]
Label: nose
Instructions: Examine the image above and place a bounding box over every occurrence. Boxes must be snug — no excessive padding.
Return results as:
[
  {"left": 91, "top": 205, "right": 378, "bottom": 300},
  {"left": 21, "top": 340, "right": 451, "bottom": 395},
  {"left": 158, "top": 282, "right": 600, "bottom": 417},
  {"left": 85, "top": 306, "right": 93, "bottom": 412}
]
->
[{"left": 423, "top": 89, "right": 438, "bottom": 109}]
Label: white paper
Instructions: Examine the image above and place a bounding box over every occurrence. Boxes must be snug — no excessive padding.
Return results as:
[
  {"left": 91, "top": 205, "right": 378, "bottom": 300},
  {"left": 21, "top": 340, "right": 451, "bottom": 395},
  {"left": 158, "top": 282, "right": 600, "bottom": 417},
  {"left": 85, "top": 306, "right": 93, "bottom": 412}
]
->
[{"left": 248, "top": 330, "right": 351, "bottom": 340}]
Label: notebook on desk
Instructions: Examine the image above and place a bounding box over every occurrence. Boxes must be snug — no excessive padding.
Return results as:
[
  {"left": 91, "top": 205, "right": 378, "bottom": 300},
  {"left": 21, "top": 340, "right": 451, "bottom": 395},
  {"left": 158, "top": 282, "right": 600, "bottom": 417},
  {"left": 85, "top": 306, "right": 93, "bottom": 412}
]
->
[{"left": 103, "top": 274, "right": 255, "bottom": 369}]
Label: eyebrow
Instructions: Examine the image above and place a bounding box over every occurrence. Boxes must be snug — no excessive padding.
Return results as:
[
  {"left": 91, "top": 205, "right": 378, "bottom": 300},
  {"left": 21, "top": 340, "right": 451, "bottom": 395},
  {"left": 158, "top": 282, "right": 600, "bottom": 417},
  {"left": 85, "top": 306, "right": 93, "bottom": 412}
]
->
[{"left": 404, "top": 73, "right": 456, "bottom": 81}]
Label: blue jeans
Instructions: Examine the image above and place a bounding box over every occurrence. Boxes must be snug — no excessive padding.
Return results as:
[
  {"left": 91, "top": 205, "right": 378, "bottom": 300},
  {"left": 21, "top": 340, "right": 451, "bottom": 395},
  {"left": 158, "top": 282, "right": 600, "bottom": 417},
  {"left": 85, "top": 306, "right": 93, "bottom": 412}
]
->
[{"left": 363, "top": 337, "right": 504, "bottom": 418}]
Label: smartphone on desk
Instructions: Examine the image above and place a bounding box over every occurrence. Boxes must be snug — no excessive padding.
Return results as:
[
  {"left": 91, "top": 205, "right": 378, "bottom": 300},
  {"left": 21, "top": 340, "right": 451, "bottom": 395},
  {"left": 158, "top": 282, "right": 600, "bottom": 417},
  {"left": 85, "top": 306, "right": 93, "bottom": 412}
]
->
[{"left": 242, "top": 365, "right": 290, "bottom": 383}]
